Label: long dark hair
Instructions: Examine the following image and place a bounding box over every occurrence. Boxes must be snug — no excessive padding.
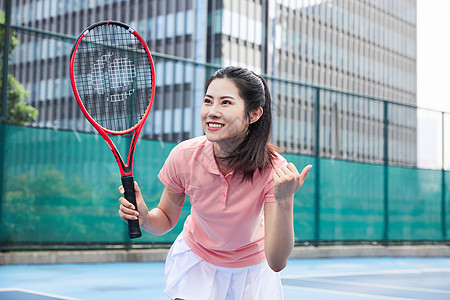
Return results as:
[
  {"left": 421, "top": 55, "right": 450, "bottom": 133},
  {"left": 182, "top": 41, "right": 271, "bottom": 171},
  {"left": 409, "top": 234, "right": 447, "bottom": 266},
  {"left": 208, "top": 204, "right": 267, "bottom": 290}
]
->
[{"left": 204, "top": 66, "right": 278, "bottom": 181}]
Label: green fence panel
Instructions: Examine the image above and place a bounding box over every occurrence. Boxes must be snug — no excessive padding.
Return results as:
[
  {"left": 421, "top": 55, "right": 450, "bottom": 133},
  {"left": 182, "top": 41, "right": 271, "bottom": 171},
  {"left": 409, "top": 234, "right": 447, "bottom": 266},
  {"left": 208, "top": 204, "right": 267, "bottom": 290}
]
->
[
  {"left": 319, "top": 159, "right": 384, "bottom": 241},
  {"left": 1, "top": 125, "right": 448, "bottom": 248},
  {"left": 1, "top": 125, "right": 190, "bottom": 245},
  {"left": 388, "top": 167, "right": 443, "bottom": 240},
  {"left": 446, "top": 170, "right": 450, "bottom": 239},
  {"left": 283, "top": 153, "right": 316, "bottom": 242}
]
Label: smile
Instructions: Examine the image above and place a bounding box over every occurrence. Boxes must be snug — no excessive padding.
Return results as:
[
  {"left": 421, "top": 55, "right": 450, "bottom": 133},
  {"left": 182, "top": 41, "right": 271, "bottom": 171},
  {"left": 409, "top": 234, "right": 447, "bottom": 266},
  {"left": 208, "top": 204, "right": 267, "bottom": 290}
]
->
[{"left": 207, "top": 122, "right": 224, "bottom": 128}]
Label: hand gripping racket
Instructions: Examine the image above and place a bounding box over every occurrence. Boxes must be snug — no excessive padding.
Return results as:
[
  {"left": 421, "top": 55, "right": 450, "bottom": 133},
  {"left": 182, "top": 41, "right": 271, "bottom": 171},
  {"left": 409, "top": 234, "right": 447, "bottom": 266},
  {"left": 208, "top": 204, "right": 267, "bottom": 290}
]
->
[{"left": 70, "top": 21, "right": 155, "bottom": 239}]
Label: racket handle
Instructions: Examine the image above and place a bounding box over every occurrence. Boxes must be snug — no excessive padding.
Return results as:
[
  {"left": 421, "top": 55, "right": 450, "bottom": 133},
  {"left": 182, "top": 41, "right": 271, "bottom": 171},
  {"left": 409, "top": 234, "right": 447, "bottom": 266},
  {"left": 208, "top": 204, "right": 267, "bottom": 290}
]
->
[{"left": 121, "top": 176, "right": 142, "bottom": 239}]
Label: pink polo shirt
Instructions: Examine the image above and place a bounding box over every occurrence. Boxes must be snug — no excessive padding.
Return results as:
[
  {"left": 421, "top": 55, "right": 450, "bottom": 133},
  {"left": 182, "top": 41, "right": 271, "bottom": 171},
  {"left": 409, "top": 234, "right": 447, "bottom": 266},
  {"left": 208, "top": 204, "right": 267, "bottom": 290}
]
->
[{"left": 158, "top": 136, "right": 287, "bottom": 268}]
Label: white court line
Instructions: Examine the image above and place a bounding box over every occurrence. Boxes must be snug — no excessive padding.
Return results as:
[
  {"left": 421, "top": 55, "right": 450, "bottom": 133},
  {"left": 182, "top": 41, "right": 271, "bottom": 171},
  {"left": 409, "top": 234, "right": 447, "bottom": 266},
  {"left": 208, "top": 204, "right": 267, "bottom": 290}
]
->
[
  {"left": 302, "top": 277, "right": 450, "bottom": 295},
  {"left": 282, "top": 267, "right": 450, "bottom": 279},
  {"left": 0, "top": 288, "right": 82, "bottom": 300},
  {"left": 283, "top": 285, "right": 419, "bottom": 300}
]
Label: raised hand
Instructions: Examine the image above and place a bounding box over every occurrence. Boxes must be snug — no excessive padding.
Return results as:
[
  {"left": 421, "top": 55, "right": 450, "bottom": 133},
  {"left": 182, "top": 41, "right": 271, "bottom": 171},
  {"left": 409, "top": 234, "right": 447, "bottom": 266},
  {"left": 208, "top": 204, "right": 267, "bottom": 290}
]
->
[{"left": 273, "top": 163, "right": 312, "bottom": 204}]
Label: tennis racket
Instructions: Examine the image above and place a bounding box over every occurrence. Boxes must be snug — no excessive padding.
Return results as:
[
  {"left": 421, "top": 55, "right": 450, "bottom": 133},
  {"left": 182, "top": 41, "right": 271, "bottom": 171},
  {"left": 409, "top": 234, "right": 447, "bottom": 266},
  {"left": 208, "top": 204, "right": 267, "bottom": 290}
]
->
[{"left": 69, "top": 21, "right": 155, "bottom": 239}]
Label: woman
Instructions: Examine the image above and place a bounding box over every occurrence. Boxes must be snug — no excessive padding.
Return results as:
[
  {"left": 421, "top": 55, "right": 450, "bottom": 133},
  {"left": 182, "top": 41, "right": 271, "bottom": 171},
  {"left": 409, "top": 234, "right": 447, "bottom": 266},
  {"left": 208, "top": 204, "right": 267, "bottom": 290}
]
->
[{"left": 119, "top": 66, "right": 311, "bottom": 299}]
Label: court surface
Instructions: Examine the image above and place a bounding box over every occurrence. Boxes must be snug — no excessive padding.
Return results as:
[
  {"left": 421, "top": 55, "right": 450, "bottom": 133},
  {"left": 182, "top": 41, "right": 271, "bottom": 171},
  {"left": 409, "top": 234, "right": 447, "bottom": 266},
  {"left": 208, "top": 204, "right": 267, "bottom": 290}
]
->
[{"left": 0, "top": 257, "right": 449, "bottom": 299}]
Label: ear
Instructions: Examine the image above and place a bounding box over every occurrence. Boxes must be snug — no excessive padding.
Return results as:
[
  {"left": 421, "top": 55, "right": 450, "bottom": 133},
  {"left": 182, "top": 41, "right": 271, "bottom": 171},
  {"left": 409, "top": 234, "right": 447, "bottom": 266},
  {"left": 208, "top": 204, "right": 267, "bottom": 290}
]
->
[{"left": 249, "top": 107, "right": 263, "bottom": 124}]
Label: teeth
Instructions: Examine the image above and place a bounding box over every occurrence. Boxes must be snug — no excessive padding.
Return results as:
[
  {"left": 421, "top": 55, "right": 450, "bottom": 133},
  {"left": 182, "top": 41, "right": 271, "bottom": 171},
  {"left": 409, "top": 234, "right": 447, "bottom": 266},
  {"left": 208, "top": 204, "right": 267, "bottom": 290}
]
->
[{"left": 208, "top": 123, "right": 224, "bottom": 128}]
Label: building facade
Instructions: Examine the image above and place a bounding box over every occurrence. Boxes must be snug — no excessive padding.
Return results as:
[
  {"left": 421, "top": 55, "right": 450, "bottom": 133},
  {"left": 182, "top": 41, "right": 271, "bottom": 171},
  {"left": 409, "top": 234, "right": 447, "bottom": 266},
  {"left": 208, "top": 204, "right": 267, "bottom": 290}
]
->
[
  {"left": 2, "top": 0, "right": 417, "bottom": 166},
  {"left": 209, "top": 0, "right": 417, "bottom": 165}
]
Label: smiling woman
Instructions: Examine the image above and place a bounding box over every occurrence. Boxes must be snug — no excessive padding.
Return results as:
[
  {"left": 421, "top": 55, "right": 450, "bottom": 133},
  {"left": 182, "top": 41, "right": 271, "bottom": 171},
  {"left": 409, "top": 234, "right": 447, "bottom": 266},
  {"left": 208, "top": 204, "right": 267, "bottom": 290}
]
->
[
  {"left": 202, "top": 79, "right": 249, "bottom": 142},
  {"left": 202, "top": 67, "right": 275, "bottom": 181},
  {"left": 118, "top": 66, "right": 312, "bottom": 300},
  {"left": 202, "top": 78, "right": 263, "bottom": 166}
]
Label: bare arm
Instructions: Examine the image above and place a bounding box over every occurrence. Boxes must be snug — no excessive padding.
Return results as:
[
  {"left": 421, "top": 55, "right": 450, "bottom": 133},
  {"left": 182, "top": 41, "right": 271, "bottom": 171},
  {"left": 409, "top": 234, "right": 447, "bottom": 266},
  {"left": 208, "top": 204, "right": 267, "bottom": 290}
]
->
[
  {"left": 264, "top": 163, "right": 312, "bottom": 272},
  {"left": 118, "top": 182, "right": 185, "bottom": 236}
]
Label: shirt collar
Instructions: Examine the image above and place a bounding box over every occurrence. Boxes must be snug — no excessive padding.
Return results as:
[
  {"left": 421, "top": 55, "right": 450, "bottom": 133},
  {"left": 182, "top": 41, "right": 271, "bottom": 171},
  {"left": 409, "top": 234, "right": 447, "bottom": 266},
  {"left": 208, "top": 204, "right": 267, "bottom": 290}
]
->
[
  {"left": 204, "top": 138, "right": 242, "bottom": 178},
  {"left": 204, "top": 139, "right": 221, "bottom": 175}
]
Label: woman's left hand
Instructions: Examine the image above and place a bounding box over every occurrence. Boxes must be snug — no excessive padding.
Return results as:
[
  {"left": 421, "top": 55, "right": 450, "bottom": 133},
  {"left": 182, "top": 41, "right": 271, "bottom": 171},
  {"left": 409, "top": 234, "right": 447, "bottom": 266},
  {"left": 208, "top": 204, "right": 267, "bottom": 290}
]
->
[{"left": 273, "top": 163, "right": 312, "bottom": 203}]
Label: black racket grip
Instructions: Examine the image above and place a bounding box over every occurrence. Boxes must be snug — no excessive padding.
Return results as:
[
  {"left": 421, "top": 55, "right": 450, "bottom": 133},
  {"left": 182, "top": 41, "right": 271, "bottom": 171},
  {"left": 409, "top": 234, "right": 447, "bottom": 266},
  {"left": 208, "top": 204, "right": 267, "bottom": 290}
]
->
[{"left": 121, "top": 176, "right": 142, "bottom": 239}]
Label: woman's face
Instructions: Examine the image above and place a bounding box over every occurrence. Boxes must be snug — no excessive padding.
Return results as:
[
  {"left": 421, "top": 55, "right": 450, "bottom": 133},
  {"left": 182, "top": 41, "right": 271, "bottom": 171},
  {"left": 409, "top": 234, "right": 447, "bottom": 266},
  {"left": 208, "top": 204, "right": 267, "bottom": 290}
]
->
[{"left": 201, "top": 78, "right": 249, "bottom": 152}]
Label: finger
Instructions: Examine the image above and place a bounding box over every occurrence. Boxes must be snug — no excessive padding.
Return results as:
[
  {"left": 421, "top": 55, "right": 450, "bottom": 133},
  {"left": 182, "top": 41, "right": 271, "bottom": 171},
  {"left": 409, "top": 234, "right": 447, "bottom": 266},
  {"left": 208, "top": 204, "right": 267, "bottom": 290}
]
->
[
  {"left": 119, "top": 196, "right": 135, "bottom": 210},
  {"left": 273, "top": 166, "right": 284, "bottom": 179},
  {"left": 272, "top": 171, "right": 280, "bottom": 181},
  {"left": 119, "top": 203, "right": 139, "bottom": 217},
  {"left": 279, "top": 164, "right": 298, "bottom": 180},
  {"left": 118, "top": 207, "right": 138, "bottom": 221},
  {"left": 300, "top": 164, "right": 313, "bottom": 180},
  {"left": 274, "top": 164, "right": 293, "bottom": 182},
  {"left": 118, "top": 185, "right": 124, "bottom": 194},
  {"left": 134, "top": 181, "right": 143, "bottom": 198},
  {"left": 286, "top": 162, "right": 300, "bottom": 176},
  {"left": 276, "top": 166, "right": 287, "bottom": 177},
  {"left": 118, "top": 206, "right": 135, "bottom": 218},
  {"left": 118, "top": 209, "right": 127, "bottom": 221}
]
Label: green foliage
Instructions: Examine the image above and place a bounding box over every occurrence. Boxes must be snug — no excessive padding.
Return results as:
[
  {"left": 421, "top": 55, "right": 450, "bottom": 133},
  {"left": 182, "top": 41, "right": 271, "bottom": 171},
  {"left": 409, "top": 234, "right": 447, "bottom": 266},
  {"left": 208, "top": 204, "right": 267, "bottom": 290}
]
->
[
  {"left": 0, "top": 11, "right": 19, "bottom": 50},
  {"left": 2, "top": 169, "right": 97, "bottom": 241},
  {"left": 6, "top": 169, "right": 91, "bottom": 205},
  {"left": 1, "top": 10, "right": 38, "bottom": 125},
  {"left": 2, "top": 74, "right": 38, "bottom": 125}
]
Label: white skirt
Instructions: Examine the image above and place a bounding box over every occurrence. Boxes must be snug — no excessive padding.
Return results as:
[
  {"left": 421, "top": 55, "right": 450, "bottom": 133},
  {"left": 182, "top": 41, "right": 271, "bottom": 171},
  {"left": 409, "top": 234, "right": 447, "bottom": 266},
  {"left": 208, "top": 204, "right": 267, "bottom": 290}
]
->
[{"left": 164, "top": 234, "right": 284, "bottom": 300}]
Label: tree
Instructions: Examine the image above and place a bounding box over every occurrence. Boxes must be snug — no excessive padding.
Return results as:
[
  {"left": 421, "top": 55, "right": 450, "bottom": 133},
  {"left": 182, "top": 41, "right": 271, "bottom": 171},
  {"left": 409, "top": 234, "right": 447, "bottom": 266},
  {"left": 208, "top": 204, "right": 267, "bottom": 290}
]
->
[{"left": 1, "top": 10, "right": 38, "bottom": 125}]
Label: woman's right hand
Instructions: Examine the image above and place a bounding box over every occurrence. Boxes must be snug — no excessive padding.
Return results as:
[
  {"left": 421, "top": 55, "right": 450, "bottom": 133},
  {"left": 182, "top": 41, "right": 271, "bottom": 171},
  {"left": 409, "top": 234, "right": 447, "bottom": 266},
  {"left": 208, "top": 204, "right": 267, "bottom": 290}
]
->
[{"left": 118, "top": 181, "right": 149, "bottom": 226}]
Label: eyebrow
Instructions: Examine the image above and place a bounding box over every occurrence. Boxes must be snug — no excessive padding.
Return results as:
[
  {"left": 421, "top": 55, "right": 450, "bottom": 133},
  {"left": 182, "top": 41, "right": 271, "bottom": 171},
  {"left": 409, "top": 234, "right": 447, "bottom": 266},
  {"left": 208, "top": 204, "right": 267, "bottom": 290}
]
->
[{"left": 204, "top": 94, "right": 236, "bottom": 100}]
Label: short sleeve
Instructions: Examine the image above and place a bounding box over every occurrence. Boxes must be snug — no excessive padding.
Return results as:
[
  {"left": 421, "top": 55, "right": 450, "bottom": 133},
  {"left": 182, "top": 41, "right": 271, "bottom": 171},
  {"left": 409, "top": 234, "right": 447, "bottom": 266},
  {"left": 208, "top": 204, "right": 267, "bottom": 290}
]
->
[
  {"left": 157, "top": 145, "right": 185, "bottom": 193},
  {"left": 263, "top": 153, "right": 288, "bottom": 203},
  {"left": 263, "top": 177, "right": 276, "bottom": 203}
]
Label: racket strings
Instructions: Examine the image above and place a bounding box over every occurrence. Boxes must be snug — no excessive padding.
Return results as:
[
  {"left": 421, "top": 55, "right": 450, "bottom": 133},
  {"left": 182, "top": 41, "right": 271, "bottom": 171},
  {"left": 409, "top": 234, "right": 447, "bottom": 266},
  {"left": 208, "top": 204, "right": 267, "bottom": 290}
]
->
[{"left": 73, "top": 24, "right": 153, "bottom": 132}]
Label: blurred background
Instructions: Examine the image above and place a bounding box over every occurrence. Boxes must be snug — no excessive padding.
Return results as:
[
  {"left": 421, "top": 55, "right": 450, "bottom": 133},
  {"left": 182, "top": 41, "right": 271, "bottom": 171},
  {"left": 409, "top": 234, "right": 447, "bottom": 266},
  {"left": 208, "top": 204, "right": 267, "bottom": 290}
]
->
[{"left": 0, "top": 0, "right": 448, "bottom": 252}]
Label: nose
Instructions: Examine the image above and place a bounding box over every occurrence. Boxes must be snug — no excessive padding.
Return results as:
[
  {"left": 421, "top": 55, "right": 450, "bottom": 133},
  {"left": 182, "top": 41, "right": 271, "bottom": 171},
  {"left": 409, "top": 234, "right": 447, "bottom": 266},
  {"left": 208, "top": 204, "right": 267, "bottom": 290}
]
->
[{"left": 207, "top": 103, "right": 221, "bottom": 118}]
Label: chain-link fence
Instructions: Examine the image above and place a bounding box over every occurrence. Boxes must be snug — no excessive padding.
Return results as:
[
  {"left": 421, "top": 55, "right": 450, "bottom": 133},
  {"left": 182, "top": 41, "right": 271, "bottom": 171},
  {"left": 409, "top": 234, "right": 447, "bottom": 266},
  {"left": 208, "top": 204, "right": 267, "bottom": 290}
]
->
[{"left": 1, "top": 23, "right": 448, "bottom": 250}]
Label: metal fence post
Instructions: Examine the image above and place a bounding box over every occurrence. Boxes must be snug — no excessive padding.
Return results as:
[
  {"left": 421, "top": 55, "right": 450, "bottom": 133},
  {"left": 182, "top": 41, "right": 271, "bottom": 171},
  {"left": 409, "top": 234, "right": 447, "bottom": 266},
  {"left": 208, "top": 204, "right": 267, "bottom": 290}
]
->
[
  {"left": 314, "top": 87, "right": 321, "bottom": 246},
  {"left": 0, "top": 0, "right": 13, "bottom": 247},
  {"left": 1, "top": 0, "right": 12, "bottom": 122},
  {"left": 442, "top": 112, "right": 447, "bottom": 240},
  {"left": 383, "top": 101, "right": 389, "bottom": 245}
]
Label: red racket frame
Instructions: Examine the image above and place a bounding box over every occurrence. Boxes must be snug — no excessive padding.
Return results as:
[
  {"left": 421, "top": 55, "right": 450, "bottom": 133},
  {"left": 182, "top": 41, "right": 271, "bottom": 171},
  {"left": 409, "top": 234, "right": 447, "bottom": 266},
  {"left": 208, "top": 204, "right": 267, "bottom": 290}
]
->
[{"left": 69, "top": 21, "right": 155, "bottom": 238}]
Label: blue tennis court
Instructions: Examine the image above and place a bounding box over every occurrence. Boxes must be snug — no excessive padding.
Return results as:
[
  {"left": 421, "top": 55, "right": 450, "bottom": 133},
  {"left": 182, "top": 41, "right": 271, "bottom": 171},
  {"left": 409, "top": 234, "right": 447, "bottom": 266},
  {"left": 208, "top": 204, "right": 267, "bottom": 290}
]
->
[
  {"left": 1, "top": 257, "right": 449, "bottom": 299},
  {"left": 282, "top": 257, "right": 450, "bottom": 300}
]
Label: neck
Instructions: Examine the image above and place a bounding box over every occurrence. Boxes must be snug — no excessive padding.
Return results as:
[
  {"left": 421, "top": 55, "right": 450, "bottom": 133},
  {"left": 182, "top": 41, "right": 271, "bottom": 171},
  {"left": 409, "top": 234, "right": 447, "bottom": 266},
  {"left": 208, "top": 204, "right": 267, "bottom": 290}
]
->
[
  {"left": 216, "top": 158, "right": 232, "bottom": 175},
  {"left": 213, "top": 133, "right": 246, "bottom": 157},
  {"left": 212, "top": 132, "right": 248, "bottom": 175},
  {"left": 213, "top": 139, "right": 241, "bottom": 175},
  {"left": 213, "top": 144, "right": 231, "bottom": 175}
]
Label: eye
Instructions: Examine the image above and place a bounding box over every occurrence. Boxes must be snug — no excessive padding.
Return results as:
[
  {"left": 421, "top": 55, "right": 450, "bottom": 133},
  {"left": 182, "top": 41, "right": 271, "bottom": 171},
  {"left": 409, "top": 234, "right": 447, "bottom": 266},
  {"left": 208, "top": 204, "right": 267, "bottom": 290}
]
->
[
  {"left": 203, "top": 98, "right": 212, "bottom": 104},
  {"left": 221, "top": 99, "right": 231, "bottom": 105}
]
